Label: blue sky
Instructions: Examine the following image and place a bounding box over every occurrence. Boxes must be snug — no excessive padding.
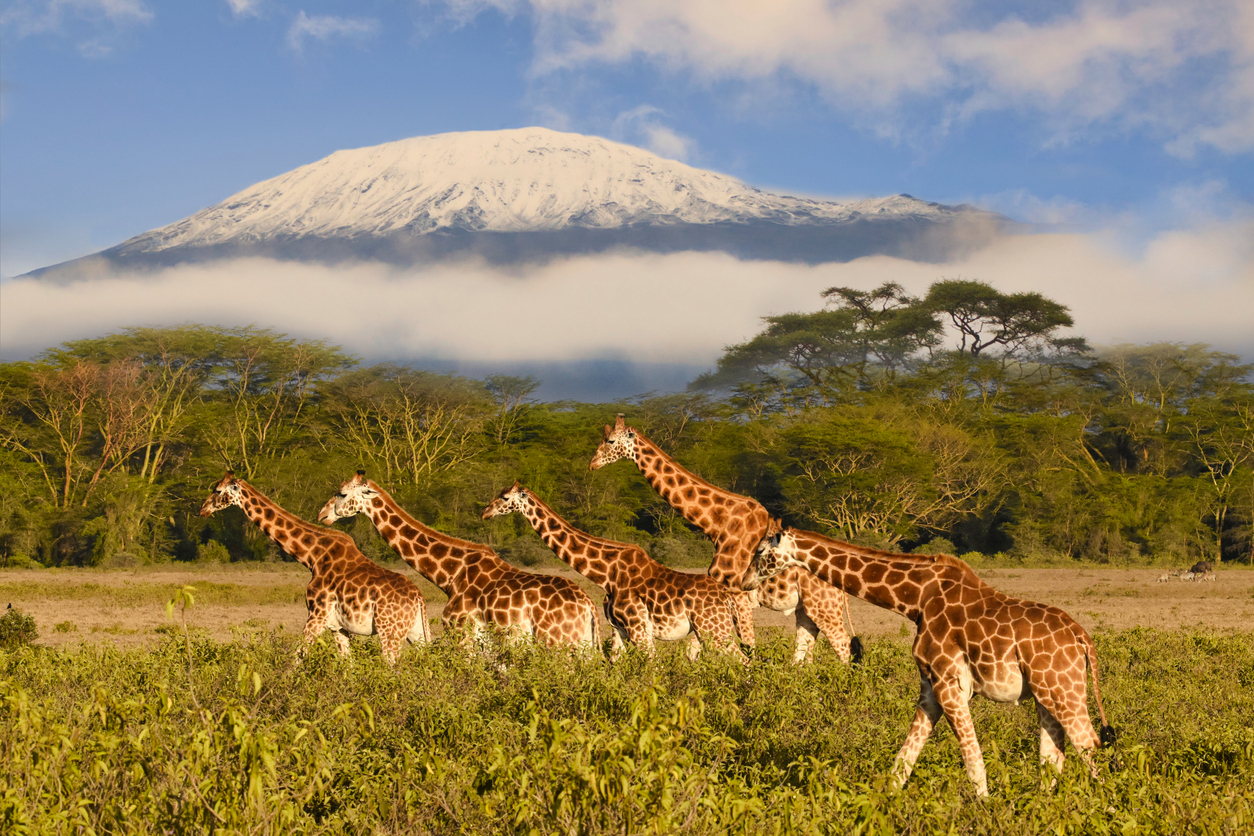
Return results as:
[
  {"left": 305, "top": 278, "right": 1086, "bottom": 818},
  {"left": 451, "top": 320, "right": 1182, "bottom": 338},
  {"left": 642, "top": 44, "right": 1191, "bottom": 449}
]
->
[{"left": 2, "top": 1, "right": 1252, "bottom": 390}]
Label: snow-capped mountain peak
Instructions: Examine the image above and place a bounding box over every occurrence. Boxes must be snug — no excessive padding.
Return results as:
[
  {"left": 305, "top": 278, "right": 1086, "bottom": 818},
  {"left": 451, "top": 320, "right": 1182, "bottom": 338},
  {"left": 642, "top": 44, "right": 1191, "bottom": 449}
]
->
[{"left": 121, "top": 127, "right": 965, "bottom": 252}]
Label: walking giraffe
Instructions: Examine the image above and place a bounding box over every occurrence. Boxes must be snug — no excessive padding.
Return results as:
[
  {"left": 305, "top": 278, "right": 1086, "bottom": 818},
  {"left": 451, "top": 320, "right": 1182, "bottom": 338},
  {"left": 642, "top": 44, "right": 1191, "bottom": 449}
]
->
[
  {"left": 318, "top": 471, "right": 598, "bottom": 648},
  {"left": 198, "top": 472, "right": 429, "bottom": 665},
  {"left": 482, "top": 482, "right": 748, "bottom": 665},
  {"left": 589, "top": 414, "right": 859, "bottom": 664},
  {"left": 747, "top": 527, "right": 1116, "bottom": 797}
]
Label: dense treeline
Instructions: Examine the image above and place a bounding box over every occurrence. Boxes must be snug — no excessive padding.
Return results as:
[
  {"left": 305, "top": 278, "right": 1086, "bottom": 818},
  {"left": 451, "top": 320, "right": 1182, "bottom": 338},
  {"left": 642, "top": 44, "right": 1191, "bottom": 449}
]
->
[{"left": 1, "top": 278, "right": 1251, "bottom": 569}]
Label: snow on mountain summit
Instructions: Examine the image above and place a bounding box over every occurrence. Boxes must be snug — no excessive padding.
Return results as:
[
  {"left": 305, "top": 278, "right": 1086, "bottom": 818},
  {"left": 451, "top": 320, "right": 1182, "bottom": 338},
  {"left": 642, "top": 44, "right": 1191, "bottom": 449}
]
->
[{"left": 122, "top": 127, "right": 961, "bottom": 252}]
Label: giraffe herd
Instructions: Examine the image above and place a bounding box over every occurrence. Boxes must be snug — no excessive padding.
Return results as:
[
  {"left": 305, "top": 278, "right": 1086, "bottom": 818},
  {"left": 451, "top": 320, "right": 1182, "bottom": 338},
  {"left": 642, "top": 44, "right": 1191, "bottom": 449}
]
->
[{"left": 198, "top": 413, "right": 1117, "bottom": 797}]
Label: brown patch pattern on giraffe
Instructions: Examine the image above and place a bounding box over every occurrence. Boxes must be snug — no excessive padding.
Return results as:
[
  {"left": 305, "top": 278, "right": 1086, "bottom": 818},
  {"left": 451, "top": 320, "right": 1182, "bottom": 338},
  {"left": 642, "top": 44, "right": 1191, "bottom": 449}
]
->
[
  {"left": 482, "top": 482, "right": 748, "bottom": 666},
  {"left": 589, "top": 413, "right": 858, "bottom": 664},
  {"left": 318, "top": 472, "right": 598, "bottom": 648},
  {"left": 748, "top": 528, "right": 1116, "bottom": 797},
  {"left": 198, "top": 472, "right": 429, "bottom": 666}
]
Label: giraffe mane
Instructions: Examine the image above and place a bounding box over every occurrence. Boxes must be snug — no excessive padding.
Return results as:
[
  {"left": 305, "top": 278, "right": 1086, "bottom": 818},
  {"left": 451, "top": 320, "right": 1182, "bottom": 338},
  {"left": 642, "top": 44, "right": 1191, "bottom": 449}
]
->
[
  {"left": 788, "top": 528, "right": 980, "bottom": 579},
  {"left": 234, "top": 477, "right": 360, "bottom": 548}
]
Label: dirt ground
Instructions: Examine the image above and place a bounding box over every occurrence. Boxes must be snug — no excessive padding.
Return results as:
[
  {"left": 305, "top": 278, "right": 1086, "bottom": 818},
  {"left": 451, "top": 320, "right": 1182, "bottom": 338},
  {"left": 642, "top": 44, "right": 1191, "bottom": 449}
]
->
[{"left": 3, "top": 563, "right": 1251, "bottom": 651}]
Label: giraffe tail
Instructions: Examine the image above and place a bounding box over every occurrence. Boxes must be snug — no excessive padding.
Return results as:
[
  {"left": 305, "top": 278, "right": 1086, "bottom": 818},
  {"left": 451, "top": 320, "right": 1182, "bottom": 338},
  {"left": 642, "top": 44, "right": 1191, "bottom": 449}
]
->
[
  {"left": 842, "top": 589, "right": 864, "bottom": 665},
  {"left": 1081, "top": 627, "right": 1116, "bottom": 747}
]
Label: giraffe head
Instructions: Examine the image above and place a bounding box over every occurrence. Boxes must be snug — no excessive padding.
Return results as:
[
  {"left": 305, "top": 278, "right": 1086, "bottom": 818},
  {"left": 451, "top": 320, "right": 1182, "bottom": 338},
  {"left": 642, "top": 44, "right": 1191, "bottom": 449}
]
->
[
  {"left": 588, "top": 414, "right": 638, "bottom": 471},
  {"left": 481, "top": 481, "right": 531, "bottom": 519},
  {"left": 318, "top": 470, "right": 376, "bottom": 524},
  {"left": 743, "top": 528, "right": 799, "bottom": 589},
  {"left": 198, "top": 471, "right": 245, "bottom": 517}
]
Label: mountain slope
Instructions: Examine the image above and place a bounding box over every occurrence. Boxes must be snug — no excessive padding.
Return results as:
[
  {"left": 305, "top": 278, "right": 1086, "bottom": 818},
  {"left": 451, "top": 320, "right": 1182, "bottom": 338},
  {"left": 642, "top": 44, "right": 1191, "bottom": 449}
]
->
[{"left": 28, "top": 127, "right": 1012, "bottom": 277}]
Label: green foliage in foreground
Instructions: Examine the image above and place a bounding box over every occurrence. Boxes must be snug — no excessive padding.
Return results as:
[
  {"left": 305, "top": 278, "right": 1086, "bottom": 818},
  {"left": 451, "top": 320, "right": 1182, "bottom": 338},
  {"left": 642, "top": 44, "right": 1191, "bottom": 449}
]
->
[{"left": 3, "top": 628, "right": 1252, "bottom": 834}]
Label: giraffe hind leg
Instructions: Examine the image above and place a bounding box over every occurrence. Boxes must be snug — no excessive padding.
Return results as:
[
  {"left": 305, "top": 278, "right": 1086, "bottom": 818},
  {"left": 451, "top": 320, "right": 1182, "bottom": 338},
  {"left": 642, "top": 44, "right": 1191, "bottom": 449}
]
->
[
  {"left": 932, "top": 675, "right": 989, "bottom": 797},
  {"left": 1035, "top": 700, "right": 1067, "bottom": 790}
]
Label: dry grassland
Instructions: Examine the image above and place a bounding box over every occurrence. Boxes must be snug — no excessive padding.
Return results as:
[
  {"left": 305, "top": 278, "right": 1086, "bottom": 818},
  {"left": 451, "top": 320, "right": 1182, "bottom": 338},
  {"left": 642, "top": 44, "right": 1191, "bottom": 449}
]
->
[{"left": 4, "top": 562, "right": 1250, "bottom": 650}]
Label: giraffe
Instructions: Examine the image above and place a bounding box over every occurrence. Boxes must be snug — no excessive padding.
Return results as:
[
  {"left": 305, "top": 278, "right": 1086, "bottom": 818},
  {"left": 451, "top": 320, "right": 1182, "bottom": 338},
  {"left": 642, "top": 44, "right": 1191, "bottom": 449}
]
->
[
  {"left": 481, "top": 482, "right": 749, "bottom": 666},
  {"left": 318, "top": 471, "right": 598, "bottom": 648},
  {"left": 746, "top": 527, "right": 1116, "bottom": 797},
  {"left": 198, "top": 472, "right": 429, "bottom": 665},
  {"left": 588, "top": 414, "right": 859, "bottom": 664}
]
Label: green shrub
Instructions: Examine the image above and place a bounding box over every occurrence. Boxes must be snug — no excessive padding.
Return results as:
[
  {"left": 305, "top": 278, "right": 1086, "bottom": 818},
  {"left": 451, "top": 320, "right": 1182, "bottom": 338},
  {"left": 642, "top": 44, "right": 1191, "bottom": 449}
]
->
[
  {"left": 197, "top": 539, "right": 232, "bottom": 564},
  {"left": 0, "top": 606, "right": 38, "bottom": 648}
]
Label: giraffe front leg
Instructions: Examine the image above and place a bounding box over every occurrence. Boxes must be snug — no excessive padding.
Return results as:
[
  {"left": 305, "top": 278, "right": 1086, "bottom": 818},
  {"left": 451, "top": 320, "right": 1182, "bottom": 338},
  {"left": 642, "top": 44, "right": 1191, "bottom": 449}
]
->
[
  {"left": 795, "top": 573, "right": 858, "bottom": 664},
  {"left": 791, "top": 606, "right": 820, "bottom": 665},
  {"left": 298, "top": 607, "right": 333, "bottom": 664},
  {"left": 891, "top": 674, "right": 943, "bottom": 791},
  {"left": 333, "top": 631, "right": 351, "bottom": 657},
  {"left": 692, "top": 601, "right": 751, "bottom": 667},
  {"left": 608, "top": 627, "right": 627, "bottom": 661}
]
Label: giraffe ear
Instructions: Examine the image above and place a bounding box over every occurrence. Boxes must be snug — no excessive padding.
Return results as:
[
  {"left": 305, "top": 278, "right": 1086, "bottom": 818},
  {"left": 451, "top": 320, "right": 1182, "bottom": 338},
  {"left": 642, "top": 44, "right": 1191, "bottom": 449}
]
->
[
  {"left": 510, "top": 480, "right": 521, "bottom": 491},
  {"left": 614, "top": 414, "right": 626, "bottom": 430}
]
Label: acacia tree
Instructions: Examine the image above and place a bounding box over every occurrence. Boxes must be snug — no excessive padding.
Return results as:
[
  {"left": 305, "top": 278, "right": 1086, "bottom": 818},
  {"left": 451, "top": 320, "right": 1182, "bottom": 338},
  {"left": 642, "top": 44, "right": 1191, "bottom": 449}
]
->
[
  {"left": 322, "top": 366, "right": 492, "bottom": 487},
  {"left": 692, "top": 282, "right": 941, "bottom": 404}
]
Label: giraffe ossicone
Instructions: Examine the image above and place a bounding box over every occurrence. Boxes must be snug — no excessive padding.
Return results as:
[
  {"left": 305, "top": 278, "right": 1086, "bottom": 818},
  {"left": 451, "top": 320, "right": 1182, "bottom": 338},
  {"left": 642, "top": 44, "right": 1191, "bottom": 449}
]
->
[
  {"left": 590, "top": 413, "right": 859, "bottom": 665},
  {"left": 749, "top": 528, "right": 1115, "bottom": 797},
  {"left": 199, "top": 471, "right": 429, "bottom": 666},
  {"left": 318, "top": 471, "right": 599, "bottom": 650},
  {"left": 481, "top": 481, "right": 749, "bottom": 666}
]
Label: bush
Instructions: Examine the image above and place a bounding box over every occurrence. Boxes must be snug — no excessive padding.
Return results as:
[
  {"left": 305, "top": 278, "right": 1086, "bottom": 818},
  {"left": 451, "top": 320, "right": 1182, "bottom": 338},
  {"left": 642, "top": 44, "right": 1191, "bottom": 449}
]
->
[
  {"left": 197, "top": 540, "right": 232, "bottom": 564},
  {"left": 0, "top": 606, "right": 38, "bottom": 649}
]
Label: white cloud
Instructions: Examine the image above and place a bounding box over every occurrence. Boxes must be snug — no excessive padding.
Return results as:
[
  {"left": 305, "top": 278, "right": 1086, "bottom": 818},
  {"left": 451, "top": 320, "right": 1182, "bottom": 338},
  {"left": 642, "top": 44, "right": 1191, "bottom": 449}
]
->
[
  {"left": 440, "top": 0, "right": 1254, "bottom": 154},
  {"left": 1, "top": 0, "right": 152, "bottom": 41},
  {"left": 225, "top": 0, "right": 261, "bottom": 19},
  {"left": 286, "top": 11, "right": 378, "bottom": 53},
  {"left": 3, "top": 221, "right": 1251, "bottom": 377}
]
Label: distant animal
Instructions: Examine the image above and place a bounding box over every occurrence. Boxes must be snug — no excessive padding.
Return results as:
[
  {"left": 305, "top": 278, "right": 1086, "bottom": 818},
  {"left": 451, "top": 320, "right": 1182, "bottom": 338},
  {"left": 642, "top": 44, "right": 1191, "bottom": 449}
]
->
[
  {"left": 1198, "top": 572, "right": 1217, "bottom": 582},
  {"left": 1180, "top": 572, "right": 1196, "bottom": 582},
  {"left": 1189, "top": 561, "right": 1214, "bottom": 575},
  {"left": 1155, "top": 573, "right": 1173, "bottom": 583}
]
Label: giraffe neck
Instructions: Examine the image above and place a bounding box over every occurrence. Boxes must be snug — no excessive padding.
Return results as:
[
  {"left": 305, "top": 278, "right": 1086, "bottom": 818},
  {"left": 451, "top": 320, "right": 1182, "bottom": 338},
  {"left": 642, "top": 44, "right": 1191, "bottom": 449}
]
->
[
  {"left": 787, "top": 529, "right": 977, "bottom": 622},
  {"left": 631, "top": 434, "right": 743, "bottom": 544},
  {"left": 519, "top": 492, "right": 615, "bottom": 587},
  {"left": 234, "top": 482, "right": 325, "bottom": 572},
  {"left": 362, "top": 483, "right": 486, "bottom": 591}
]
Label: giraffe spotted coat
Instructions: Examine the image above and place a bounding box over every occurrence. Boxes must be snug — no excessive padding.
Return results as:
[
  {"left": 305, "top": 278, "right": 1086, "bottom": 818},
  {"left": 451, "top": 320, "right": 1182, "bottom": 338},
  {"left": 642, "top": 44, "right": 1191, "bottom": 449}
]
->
[
  {"left": 748, "top": 527, "right": 1115, "bottom": 797},
  {"left": 589, "top": 414, "right": 858, "bottom": 663},
  {"left": 199, "top": 472, "right": 429, "bottom": 665},
  {"left": 319, "top": 472, "right": 598, "bottom": 648},
  {"left": 482, "top": 482, "right": 748, "bottom": 665}
]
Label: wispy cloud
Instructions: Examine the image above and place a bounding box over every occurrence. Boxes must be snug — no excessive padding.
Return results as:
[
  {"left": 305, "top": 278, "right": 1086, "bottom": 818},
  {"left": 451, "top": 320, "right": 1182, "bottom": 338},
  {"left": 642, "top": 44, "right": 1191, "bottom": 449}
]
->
[
  {"left": 1, "top": 0, "right": 152, "bottom": 55},
  {"left": 286, "top": 11, "right": 378, "bottom": 54},
  {"left": 441, "top": 0, "right": 1254, "bottom": 155},
  {"left": 611, "top": 105, "right": 697, "bottom": 161},
  {"left": 224, "top": 0, "right": 261, "bottom": 20}
]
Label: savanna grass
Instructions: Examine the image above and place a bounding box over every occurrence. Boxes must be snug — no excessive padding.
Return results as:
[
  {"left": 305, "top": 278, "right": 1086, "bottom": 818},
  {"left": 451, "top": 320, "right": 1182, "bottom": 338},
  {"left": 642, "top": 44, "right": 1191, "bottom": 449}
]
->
[{"left": 2, "top": 626, "right": 1251, "bottom": 834}]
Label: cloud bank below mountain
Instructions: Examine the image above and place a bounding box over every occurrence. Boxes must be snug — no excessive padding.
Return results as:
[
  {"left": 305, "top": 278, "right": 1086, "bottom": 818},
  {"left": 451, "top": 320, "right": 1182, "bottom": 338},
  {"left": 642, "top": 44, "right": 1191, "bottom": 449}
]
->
[{"left": 3, "top": 220, "right": 1251, "bottom": 400}]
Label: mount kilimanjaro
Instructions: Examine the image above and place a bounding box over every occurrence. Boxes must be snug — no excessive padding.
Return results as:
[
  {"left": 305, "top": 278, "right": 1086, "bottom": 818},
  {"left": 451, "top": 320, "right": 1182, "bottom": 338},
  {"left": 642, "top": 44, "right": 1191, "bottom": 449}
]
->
[{"left": 28, "top": 127, "right": 1011, "bottom": 278}]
